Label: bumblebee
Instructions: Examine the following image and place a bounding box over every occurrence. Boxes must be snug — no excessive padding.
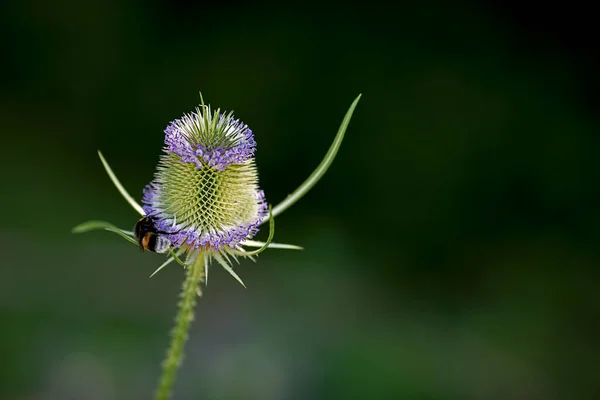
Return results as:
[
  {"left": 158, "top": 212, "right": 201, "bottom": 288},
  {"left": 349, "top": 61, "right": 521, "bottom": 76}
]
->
[{"left": 134, "top": 216, "right": 172, "bottom": 254}]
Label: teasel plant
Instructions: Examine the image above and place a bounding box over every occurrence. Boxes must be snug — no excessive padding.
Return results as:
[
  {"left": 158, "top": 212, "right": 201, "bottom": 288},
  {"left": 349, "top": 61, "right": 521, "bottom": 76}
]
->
[{"left": 73, "top": 93, "right": 361, "bottom": 400}]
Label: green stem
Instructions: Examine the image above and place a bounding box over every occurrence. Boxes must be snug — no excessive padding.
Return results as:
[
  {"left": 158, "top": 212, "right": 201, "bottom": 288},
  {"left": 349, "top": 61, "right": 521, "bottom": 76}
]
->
[{"left": 154, "top": 254, "right": 205, "bottom": 400}]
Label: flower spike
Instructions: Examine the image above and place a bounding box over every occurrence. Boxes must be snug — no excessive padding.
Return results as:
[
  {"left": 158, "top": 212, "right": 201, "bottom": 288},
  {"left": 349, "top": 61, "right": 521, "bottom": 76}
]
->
[{"left": 142, "top": 102, "right": 268, "bottom": 255}]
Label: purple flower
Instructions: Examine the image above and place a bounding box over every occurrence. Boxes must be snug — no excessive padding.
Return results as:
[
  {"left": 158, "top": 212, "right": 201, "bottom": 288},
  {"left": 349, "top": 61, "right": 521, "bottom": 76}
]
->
[{"left": 142, "top": 102, "right": 266, "bottom": 251}]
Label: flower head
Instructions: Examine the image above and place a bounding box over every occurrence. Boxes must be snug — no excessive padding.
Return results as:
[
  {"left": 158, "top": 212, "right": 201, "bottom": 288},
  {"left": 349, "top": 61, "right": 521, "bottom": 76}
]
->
[{"left": 142, "top": 102, "right": 267, "bottom": 253}]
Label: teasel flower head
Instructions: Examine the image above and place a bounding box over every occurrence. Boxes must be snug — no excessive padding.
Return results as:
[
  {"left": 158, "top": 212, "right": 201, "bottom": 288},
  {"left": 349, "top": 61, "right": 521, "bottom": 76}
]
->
[{"left": 142, "top": 101, "right": 267, "bottom": 255}]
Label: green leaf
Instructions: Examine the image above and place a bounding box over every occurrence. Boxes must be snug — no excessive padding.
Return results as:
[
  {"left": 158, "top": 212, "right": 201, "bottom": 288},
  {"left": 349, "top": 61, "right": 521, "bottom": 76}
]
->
[
  {"left": 72, "top": 220, "right": 138, "bottom": 246},
  {"left": 98, "top": 151, "right": 145, "bottom": 216},
  {"left": 264, "top": 94, "right": 361, "bottom": 224}
]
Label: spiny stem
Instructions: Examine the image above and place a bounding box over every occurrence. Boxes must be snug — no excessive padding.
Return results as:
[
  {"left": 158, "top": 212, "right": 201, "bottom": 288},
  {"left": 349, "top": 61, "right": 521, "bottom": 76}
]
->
[{"left": 154, "top": 255, "right": 205, "bottom": 400}]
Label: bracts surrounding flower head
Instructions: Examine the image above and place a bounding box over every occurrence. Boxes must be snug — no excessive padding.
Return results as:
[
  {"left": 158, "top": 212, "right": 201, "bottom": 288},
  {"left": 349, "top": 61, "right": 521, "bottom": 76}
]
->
[{"left": 142, "top": 101, "right": 267, "bottom": 252}]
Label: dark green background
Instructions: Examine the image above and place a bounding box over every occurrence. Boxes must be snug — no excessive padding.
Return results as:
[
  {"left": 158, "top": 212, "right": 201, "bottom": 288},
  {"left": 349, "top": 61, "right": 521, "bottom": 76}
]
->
[{"left": 1, "top": 1, "right": 598, "bottom": 399}]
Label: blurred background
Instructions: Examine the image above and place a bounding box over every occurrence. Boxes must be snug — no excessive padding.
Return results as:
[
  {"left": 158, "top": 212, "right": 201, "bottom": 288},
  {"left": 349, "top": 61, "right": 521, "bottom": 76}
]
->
[{"left": 1, "top": 0, "right": 598, "bottom": 399}]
